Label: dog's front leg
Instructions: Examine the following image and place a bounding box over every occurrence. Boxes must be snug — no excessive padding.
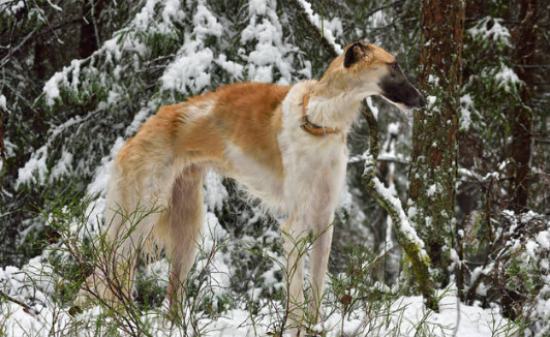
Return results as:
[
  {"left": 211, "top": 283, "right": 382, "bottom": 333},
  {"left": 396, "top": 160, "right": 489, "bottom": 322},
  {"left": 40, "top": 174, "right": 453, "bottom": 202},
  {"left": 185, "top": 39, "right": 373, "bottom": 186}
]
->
[
  {"left": 282, "top": 216, "right": 308, "bottom": 336},
  {"left": 308, "top": 221, "right": 334, "bottom": 326}
]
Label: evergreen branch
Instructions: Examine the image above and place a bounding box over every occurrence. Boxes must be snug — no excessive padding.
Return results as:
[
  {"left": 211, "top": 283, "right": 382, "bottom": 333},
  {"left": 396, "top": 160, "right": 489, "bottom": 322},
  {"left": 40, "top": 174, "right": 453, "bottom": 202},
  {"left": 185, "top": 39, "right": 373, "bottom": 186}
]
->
[
  {"left": 360, "top": 100, "right": 438, "bottom": 311},
  {"left": 289, "top": 0, "right": 339, "bottom": 58}
]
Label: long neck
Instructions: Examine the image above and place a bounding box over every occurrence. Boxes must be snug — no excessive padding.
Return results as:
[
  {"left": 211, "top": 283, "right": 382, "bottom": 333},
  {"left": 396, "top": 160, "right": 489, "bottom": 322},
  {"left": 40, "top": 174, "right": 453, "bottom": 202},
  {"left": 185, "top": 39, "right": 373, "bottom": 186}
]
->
[{"left": 305, "top": 82, "right": 365, "bottom": 134}]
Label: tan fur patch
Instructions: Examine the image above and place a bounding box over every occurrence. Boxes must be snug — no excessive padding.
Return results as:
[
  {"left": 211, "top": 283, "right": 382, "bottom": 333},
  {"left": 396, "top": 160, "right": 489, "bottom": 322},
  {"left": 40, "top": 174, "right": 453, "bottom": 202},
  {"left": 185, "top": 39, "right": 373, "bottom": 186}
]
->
[
  {"left": 355, "top": 41, "right": 396, "bottom": 65},
  {"left": 124, "top": 83, "right": 291, "bottom": 179}
]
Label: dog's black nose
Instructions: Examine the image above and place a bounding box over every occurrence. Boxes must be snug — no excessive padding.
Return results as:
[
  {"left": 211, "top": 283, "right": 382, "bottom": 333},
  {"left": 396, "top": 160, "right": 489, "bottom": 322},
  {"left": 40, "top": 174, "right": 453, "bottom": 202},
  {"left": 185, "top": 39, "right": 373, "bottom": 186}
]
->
[{"left": 419, "top": 96, "right": 426, "bottom": 107}]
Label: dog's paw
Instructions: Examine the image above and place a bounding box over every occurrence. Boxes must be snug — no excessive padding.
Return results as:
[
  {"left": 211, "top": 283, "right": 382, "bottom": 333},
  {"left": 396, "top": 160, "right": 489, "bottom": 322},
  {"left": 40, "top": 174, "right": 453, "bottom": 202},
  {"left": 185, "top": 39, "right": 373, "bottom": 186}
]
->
[{"left": 309, "top": 322, "right": 324, "bottom": 334}]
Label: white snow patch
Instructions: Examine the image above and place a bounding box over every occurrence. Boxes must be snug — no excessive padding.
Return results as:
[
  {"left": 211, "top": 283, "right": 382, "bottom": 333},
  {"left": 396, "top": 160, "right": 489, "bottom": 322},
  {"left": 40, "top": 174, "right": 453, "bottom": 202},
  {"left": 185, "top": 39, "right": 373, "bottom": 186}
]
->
[
  {"left": 43, "top": 72, "right": 64, "bottom": 106},
  {"left": 216, "top": 54, "right": 244, "bottom": 80},
  {"left": 494, "top": 64, "right": 520, "bottom": 91},
  {"left": 0, "top": 94, "right": 7, "bottom": 112},
  {"left": 17, "top": 147, "right": 48, "bottom": 187},
  {"left": 295, "top": 0, "right": 343, "bottom": 55},
  {"left": 536, "top": 231, "right": 550, "bottom": 250},
  {"left": 427, "top": 95, "right": 437, "bottom": 107},
  {"left": 49, "top": 149, "right": 73, "bottom": 181},
  {"left": 427, "top": 184, "right": 437, "bottom": 197},
  {"left": 0, "top": 1, "right": 25, "bottom": 16},
  {"left": 460, "top": 94, "right": 474, "bottom": 130},
  {"left": 0, "top": 284, "right": 514, "bottom": 337},
  {"left": 469, "top": 17, "right": 511, "bottom": 45},
  {"left": 241, "top": 0, "right": 294, "bottom": 84},
  {"left": 161, "top": 2, "right": 222, "bottom": 94}
]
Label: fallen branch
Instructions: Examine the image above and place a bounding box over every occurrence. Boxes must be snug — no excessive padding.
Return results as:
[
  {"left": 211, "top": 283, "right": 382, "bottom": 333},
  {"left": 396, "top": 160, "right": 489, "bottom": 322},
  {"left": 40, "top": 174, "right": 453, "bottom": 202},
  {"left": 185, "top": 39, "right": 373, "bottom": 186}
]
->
[{"left": 360, "top": 101, "right": 438, "bottom": 311}]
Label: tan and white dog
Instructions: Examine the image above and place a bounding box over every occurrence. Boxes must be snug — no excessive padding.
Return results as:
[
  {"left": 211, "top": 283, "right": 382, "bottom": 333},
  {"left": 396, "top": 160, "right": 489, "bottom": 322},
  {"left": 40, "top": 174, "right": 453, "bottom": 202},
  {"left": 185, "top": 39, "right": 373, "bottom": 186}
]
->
[{"left": 78, "top": 41, "right": 425, "bottom": 334}]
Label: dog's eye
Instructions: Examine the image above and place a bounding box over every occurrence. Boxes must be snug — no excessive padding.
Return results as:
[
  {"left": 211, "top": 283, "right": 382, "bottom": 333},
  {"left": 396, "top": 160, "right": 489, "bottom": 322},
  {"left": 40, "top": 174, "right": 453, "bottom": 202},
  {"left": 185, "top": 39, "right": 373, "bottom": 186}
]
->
[{"left": 392, "top": 62, "right": 398, "bottom": 70}]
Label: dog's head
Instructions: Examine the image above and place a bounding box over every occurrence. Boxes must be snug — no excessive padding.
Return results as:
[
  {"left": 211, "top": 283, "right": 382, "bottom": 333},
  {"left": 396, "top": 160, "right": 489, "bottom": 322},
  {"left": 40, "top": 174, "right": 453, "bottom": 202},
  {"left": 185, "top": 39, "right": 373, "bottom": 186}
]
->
[{"left": 324, "top": 41, "right": 425, "bottom": 110}]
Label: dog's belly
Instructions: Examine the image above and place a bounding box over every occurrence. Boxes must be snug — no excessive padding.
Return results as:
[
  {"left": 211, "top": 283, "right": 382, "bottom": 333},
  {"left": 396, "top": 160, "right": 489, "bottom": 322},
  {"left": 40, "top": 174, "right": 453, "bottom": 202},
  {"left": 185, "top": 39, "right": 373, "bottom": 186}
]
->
[{"left": 218, "top": 144, "right": 286, "bottom": 211}]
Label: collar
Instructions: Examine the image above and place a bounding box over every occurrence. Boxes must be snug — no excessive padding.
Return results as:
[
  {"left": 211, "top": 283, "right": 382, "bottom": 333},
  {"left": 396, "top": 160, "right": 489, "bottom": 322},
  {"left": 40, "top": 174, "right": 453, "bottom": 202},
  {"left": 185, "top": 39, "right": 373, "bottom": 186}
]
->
[{"left": 301, "top": 92, "right": 341, "bottom": 136}]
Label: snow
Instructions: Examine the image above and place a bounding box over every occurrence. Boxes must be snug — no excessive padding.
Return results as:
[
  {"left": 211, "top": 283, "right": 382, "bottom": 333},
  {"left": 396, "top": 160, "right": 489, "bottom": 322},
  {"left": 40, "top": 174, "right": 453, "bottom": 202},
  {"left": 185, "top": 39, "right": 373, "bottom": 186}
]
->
[
  {"left": 371, "top": 174, "right": 426, "bottom": 251},
  {"left": 161, "top": 44, "right": 215, "bottom": 93},
  {"left": 125, "top": 107, "right": 151, "bottom": 137},
  {"left": 16, "top": 146, "right": 48, "bottom": 187},
  {"left": 45, "top": 0, "right": 62, "bottom": 12},
  {"left": 216, "top": 54, "right": 244, "bottom": 80},
  {"left": 162, "top": 0, "right": 185, "bottom": 24},
  {"left": 0, "top": 282, "right": 514, "bottom": 337},
  {"left": 0, "top": 94, "right": 7, "bottom": 111},
  {"left": 0, "top": 0, "right": 25, "bottom": 16},
  {"left": 427, "top": 95, "right": 437, "bottom": 107},
  {"left": 203, "top": 169, "right": 229, "bottom": 211},
  {"left": 161, "top": 1, "right": 223, "bottom": 94},
  {"left": 134, "top": 0, "right": 161, "bottom": 30},
  {"left": 468, "top": 17, "right": 511, "bottom": 45},
  {"left": 196, "top": 212, "right": 233, "bottom": 302},
  {"left": 494, "top": 64, "right": 520, "bottom": 90},
  {"left": 460, "top": 94, "right": 474, "bottom": 130},
  {"left": 192, "top": 3, "right": 223, "bottom": 36},
  {"left": 427, "top": 184, "right": 437, "bottom": 197},
  {"left": 241, "top": 0, "right": 294, "bottom": 84},
  {"left": 387, "top": 122, "right": 399, "bottom": 135},
  {"left": 525, "top": 240, "right": 540, "bottom": 260},
  {"left": 536, "top": 231, "right": 550, "bottom": 249},
  {"left": 365, "top": 96, "right": 379, "bottom": 119},
  {"left": 296, "top": 0, "right": 343, "bottom": 55},
  {"left": 43, "top": 72, "right": 63, "bottom": 106},
  {"left": 49, "top": 149, "right": 73, "bottom": 181}
]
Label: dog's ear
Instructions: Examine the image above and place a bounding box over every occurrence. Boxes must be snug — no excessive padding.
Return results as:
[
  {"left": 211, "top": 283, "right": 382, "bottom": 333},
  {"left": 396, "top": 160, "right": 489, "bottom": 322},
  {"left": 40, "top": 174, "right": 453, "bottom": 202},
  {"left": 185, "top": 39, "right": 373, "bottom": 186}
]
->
[{"left": 344, "top": 42, "right": 368, "bottom": 68}]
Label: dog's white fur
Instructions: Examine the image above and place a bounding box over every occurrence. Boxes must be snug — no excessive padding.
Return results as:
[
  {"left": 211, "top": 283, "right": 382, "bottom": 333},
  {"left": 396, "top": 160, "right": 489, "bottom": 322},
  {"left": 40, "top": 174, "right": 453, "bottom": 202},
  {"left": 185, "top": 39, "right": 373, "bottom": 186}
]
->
[{"left": 77, "top": 42, "right": 418, "bottom": 335}]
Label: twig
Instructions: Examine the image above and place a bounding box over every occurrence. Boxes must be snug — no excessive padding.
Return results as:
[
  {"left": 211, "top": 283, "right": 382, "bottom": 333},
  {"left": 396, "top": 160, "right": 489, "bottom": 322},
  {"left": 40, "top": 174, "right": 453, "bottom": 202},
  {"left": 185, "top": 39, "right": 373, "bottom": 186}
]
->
[{"left": 0, "top": 290, "right": 40, "bottom": 317}]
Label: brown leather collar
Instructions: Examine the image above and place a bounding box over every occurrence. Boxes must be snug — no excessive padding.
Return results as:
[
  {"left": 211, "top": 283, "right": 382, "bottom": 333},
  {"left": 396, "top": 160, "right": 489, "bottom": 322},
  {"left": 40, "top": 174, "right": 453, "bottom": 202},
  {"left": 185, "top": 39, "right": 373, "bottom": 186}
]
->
[{"left": 301, "top": 92, "right": 341, "bottom": 136}]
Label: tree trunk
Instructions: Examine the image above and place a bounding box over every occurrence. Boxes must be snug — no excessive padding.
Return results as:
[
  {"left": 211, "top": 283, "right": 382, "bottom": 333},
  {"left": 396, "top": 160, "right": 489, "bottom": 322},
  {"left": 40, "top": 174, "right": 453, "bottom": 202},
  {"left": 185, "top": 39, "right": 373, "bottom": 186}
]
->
[
  {"left": 79, "top": 0, "right": 104, "bottom": 59},
  {"left": 408, "top": 0, "right": 465, "bottom": 285},
  {"left": 510, "top": 0, "right": 537, "bottom": 213}
]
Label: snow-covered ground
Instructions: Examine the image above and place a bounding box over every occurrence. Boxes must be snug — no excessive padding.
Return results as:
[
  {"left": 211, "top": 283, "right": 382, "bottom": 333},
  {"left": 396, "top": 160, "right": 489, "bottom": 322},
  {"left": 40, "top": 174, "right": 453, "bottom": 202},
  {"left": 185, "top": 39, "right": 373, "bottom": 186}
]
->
[{"left": 1, "top": 280, "right": 514, "bottom": 337}]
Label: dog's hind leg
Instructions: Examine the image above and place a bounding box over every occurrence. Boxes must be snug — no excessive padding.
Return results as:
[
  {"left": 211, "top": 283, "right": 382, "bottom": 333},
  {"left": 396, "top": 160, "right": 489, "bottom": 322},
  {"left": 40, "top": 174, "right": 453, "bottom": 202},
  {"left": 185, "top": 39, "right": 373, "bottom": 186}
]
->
[
  {"left": 157, "top": 165, "right": 205, "bottom": 313},
  {"left": 77, "top": 160, "right": 173, "bottom": 307}
]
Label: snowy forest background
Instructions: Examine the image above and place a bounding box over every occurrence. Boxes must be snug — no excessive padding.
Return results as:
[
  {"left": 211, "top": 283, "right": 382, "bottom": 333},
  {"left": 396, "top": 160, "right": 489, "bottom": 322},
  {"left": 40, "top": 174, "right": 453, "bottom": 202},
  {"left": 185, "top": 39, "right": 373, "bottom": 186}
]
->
[{"left": 0, "top": 0, "right": 549, "bottom": 336}]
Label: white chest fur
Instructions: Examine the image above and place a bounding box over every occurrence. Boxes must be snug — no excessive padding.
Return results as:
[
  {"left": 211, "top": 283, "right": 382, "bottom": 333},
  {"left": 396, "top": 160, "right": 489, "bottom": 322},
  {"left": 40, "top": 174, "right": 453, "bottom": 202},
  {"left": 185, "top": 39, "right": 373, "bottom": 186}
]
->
[{"left": 278, "top": 82, "right": 350, "bottom": 225}]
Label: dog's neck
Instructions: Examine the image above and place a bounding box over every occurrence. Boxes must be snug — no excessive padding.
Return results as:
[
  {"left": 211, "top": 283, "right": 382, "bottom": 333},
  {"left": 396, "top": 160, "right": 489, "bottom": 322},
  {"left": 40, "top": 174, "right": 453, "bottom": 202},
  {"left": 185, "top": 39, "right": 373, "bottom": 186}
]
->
[{"left": 303, "top": 82, "right": 367, "bottom": 134}]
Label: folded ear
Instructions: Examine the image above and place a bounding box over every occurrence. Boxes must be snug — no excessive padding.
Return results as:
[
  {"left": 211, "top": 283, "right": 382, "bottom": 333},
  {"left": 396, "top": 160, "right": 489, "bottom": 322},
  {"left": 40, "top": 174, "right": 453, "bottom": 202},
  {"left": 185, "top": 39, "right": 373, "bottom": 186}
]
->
[{"left": 344, "top": 42, "right": 368, "bottom": 68}]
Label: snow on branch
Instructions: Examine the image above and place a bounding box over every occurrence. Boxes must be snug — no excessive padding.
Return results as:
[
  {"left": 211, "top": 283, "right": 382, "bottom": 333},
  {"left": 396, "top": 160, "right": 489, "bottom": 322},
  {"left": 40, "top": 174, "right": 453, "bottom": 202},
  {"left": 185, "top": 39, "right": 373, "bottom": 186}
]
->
[
  {"left": 291, "top": 0, "right": 343, "bottom": 58},
  {"left": 361, "top": 100, "right": 437, "bottom": 311}
]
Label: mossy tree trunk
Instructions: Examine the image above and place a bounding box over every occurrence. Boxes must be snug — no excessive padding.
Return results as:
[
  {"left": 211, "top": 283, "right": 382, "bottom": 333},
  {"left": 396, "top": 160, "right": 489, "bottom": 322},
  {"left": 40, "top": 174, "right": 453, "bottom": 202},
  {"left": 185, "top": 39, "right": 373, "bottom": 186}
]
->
[
  {"left": 362, "top": 103, "right": 437, "bottom": 310},
  {"left": 408, "top": 0, "right": 465, "bottom": 285}
]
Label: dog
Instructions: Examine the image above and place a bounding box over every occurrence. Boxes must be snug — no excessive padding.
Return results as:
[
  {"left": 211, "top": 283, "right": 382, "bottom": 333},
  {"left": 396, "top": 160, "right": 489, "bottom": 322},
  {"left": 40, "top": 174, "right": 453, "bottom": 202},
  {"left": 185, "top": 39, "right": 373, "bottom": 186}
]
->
[{"left": 77, "top": 41, "right": 425, "bottom": 335}]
